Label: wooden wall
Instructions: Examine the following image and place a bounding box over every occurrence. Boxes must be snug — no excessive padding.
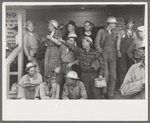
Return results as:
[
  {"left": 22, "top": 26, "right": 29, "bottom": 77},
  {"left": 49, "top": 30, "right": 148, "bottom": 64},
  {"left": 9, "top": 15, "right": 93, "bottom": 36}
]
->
[{"left": 26, "top": 5, "right": 145, "bottom": 38}]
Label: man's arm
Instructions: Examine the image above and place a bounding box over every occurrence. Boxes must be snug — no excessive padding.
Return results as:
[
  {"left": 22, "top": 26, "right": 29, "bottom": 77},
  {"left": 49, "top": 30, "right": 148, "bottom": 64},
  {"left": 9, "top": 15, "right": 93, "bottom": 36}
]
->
[
  {"left": 23, "top": 34, "right": 30, "bottom": 58},
  {"left": 117, "top": 31, "right": 122, "bottom": 57},
  {"left": 50, "top": 83, "right": 60, "bottom": 99},
  {"left": 62, "top": 84, "right": 70, "bottom": 100},
  {"left": 40, "top": 84, "right": 51, "bottom": 100},
  {"left": 98, "top": 54, "right": 105, "bottom": 77},
  {"left": 30, "top": 73, "right": 43, "bottom": 85},
  {"left": 120, "top": 66, "right": 144, "bottom": 96},
  {"left": 127, "top": 41, "right": 136, "bottom": 61},
  {"left": 61, "top": 41, "right": 82, "bottom": 56},
  {"left": 94, "top": 29, "right": 103, "bottom": 53}
]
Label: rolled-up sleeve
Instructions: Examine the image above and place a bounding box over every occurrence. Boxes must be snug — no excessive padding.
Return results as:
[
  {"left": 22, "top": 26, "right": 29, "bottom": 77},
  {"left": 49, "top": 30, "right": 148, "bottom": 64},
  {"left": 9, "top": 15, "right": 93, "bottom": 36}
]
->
[{"left": 121, "top": 66, "right": 144, "bottom": 96}]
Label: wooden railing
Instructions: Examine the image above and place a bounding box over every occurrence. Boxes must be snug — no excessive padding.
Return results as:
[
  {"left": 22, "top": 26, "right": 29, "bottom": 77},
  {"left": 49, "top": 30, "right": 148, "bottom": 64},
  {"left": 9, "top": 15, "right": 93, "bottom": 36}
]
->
[{"left": 6, "top": 9, "right": 24, "bottom": 99}]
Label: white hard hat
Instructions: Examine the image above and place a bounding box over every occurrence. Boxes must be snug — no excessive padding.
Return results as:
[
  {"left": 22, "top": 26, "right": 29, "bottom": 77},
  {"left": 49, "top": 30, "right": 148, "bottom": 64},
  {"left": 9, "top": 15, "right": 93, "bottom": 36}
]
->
[
  {"left": 49, "top": 20, "right": 58, "bottom": 29},
  {"left": 84, "top": 36, "right": 93, "bottom": 45},
  {"left": 67, "top": 33, "right": 77, "bottom": 39},
  {"left": 26, "top": 62, "right": 36, "bottom": 71},
  {"left": 65, "top": 71, "right": 79, "bottom": 79},
  {"left": 137, "top": 26, "right": 145, "bottom": 32},
  {"left": 106, "top": 17, "right": 117, "bottom": 23}
]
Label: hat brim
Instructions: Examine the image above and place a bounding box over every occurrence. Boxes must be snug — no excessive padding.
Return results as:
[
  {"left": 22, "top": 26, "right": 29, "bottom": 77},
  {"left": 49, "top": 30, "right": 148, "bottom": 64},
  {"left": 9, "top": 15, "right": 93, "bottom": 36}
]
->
[
  {"left": 65, "top": 76, "right": 79, "bottom": 79},
  {"left": 67, "top": 36, "right": 78, "bottom": 40},
  {"left": 26, "top": 65, "right": 37, "bottom": 71},
  {"left": 106, "top": 21, "right": 118, "bottom": 24}
]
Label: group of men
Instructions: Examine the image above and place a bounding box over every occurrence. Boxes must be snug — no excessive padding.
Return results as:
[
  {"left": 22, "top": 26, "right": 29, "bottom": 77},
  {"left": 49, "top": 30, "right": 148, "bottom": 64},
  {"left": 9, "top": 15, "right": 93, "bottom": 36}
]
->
[{"left": 10, "top": 16, "right": 145, "bottom": 100}]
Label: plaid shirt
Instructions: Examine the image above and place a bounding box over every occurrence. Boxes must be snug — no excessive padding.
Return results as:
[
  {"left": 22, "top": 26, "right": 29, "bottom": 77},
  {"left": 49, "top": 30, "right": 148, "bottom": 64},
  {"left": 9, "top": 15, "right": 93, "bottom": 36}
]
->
[{"left": 62, "top": 42, "right": 105, "bottom": 76}]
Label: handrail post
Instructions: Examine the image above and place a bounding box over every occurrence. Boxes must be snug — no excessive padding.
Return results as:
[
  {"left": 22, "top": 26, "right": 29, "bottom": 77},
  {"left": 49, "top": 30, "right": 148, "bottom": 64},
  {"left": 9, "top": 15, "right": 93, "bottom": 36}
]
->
[{"left": 18, "top": 9, "right": 24, "bottom": 82}]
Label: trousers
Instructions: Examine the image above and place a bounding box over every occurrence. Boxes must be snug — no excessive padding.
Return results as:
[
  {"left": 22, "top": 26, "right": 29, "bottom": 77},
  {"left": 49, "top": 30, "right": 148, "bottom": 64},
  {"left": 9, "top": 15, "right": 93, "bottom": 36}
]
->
[
  {"left": 17, "top": 85, "right": 40, "bottom": 99},
  {"left": 81, "top": 71, "right": 106, "bottom": 99}
]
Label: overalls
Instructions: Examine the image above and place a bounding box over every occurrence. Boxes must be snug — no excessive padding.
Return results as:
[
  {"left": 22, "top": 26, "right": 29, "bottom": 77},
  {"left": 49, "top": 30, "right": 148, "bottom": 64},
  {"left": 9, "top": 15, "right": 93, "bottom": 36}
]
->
[
  {"left": 101, "top": 29, "right": 117, "bottom": 97},
  {"left": 118, "top": 30, "right": 134, "bottom": 87}
]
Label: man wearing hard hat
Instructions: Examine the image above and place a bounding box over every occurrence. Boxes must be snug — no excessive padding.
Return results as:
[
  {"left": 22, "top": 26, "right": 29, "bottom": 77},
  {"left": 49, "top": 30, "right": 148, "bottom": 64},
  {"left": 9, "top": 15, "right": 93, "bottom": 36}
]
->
[
  {"left": 117, "top": 17, "right": 137, "bottom": 90},
  {"left": 62, "top": 71, "right": 87, "bottom": 100},
  {"left": 95, "top": 17, "right": 118, "bottom": 99},
  {"left": 17, "top": 62, "right": 43, "bottom": 99},
  {"left": 58, "top": 36, "right": 105, "bottom": 99},
  {"left": 121, "top": 42, "right": 145, "bottom": 99},
  {"left": 127, "top": 26, "right": 145, "bottom": 63},
  {"left": 57, "top": 33, "right": 79, "bottom": 99}
]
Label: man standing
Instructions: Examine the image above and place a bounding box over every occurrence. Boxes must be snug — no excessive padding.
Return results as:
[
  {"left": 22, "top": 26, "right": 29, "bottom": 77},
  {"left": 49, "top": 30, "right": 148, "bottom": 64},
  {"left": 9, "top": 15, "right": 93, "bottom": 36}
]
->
[
  {"left": 95, "top": 17, "right": 118, "bottom": 99},
  {"left": 58, "top": 33, "right": 79, "bottom": 99},
  {"left": 63, "top": 20, "right": 77, "bottom": 40},
  {"left": 58, "top": 36, "right": 105, "bottom": 99},
  {"left": 117, "top": 17, "right": 137, "bottom": 89},
  {"left": 121, "top": 43, "right": 145, "bottom": 99},
  {"left": 127, "top": 26, "right": 145, "bottom": 63},
  {"left": 78, "top": 21, "right": 96, "bottom": 48},
  {"left": 62, "top": 71, "right": 87, "bottom": 100},
  {"left": 17, "top": 62, "right": 43, "bottom": 99},
  {"left": 23, "top": 20, "right": 41, "bottom": 73}
]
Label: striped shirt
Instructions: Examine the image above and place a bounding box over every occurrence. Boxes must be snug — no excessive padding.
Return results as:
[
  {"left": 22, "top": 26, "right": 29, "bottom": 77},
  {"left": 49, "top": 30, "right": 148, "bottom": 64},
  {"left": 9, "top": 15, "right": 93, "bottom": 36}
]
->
[{"left": 62, "top": 42, "right": 105, "bottom": 76}]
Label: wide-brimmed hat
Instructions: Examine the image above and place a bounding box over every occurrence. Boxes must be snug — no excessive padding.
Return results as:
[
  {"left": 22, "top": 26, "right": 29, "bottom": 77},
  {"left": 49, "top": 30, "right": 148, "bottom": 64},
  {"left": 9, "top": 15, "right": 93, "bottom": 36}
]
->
[
  {"left": 49, "top": 20, "right": 58, "bottom": 29},
  {"left": 124, "top": 17, "right": 135, "bottom": 25},
  {"left": 106, "top": 17, "right": 117, "bottom": 24},
  {"left": 45, "top": 72, "right": 57, "bottom": 80},
  {"left": 67, "top": 20, "right": 76, "bottom": 27},
  {"left": 65, "top": 71, "right": 79, "bottom": 79},
  {"left": 25, "top": 62, "right": 37, "bottom": 71}
]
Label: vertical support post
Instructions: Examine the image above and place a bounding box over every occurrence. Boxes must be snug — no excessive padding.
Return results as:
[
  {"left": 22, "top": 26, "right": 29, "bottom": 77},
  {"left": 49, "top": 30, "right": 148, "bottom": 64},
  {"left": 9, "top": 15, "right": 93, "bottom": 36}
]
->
[
  {"left": 18, "top": 9, "right": 24, "bottom": 82},
  {"left": 7, "top": 64, "right": 10, "bottom": 99}
]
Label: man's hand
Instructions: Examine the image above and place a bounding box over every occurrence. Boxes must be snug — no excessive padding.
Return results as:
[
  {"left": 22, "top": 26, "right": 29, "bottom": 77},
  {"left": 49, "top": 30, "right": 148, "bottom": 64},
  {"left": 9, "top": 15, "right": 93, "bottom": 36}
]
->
[
  {"left": 118, "top": 51, "right": 122, "bottom": 58},
  {"left": 28, "top": 56, "right": 32, "bottom": 61},
  {"left": 54, "top": 67, "right": 61, "bottom": 74},
  {"left": 58, "top": 37, "right": 65, "bottom": 43},
  {"left": 66, "top": 63, "right": 73, "bottom": 68},
  {"left": 141, "top": 78, "right": 145, "bottom": 85},
  {"left": 98, "top": 75, "right": 103, "bottom": 81}
]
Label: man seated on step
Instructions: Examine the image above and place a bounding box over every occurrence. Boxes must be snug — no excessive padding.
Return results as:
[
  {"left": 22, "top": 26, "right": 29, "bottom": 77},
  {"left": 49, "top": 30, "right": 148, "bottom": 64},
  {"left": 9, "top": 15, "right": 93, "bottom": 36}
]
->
[
  {"left": 17, "top": 62, "right": 43, "bottom": 100},
  {"left": 62, "top": 71, "right": 87, "bottom": 100}
]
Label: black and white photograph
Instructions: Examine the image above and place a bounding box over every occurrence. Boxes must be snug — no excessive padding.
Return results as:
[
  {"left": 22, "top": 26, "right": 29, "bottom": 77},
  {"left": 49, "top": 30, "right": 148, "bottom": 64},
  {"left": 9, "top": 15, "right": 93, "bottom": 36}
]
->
[{"left": 2, "top": 1, "right": 148, "bottom": 121}]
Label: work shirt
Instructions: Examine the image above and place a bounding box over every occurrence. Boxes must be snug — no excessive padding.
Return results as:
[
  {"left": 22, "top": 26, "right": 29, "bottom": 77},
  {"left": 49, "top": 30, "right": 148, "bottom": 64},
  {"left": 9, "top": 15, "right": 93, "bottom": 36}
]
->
[
  {"left": 62, "top": 41, "right": 105, "bottom": 76},
  {"left": 127, "top": 38, "right": 145, "bottom": 60},
  {"left": 19, "top": 73, "right": 43, "bottom": 87},
  {"left": 62, "top": 81, "right": 87, "bottom": 99},
  {"left": 95, "top": 28, "right": 117, "bottom": 56},
  {"left": 24, "top": 32, "right": 39, "bottom": 57},
  {"left": 120, "top": 60, "right": 145, "bottom": 99},
  {"left": 59, "top": 44, "right": 76, "bottom": 63},
  {"left": 40, "top": 82, "right": 60, "bottom": 99}
]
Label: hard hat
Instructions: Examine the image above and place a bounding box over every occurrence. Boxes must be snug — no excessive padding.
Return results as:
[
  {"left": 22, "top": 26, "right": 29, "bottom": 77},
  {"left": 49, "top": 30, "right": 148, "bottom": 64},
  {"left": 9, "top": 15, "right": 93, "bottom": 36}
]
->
[
  {"left": 65, "top": 71, "right": 79, "bottom": 79},
  {"left": 67, "top": 33, "right": 77, "bottom": 39},
  {"left": 83, "top": 36, "right": 93, "bottom": 45},
  {"left": 26, "top": 20, "right": 35, "bottom": 27},
  {"left": 49, "top": 20, "right": 58, "bottom": 29},
  {"left": 26, "top": 62, "right": 37, "bottom": 71},
  {"left": 137, "top": 26, "right": 145, "bottom": 32},
  {"left": 125, "top": 17, "right": 135, "bottom": 25},
  {"left": 106, "top": 17, "right": 117, "bottom": 23}
]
